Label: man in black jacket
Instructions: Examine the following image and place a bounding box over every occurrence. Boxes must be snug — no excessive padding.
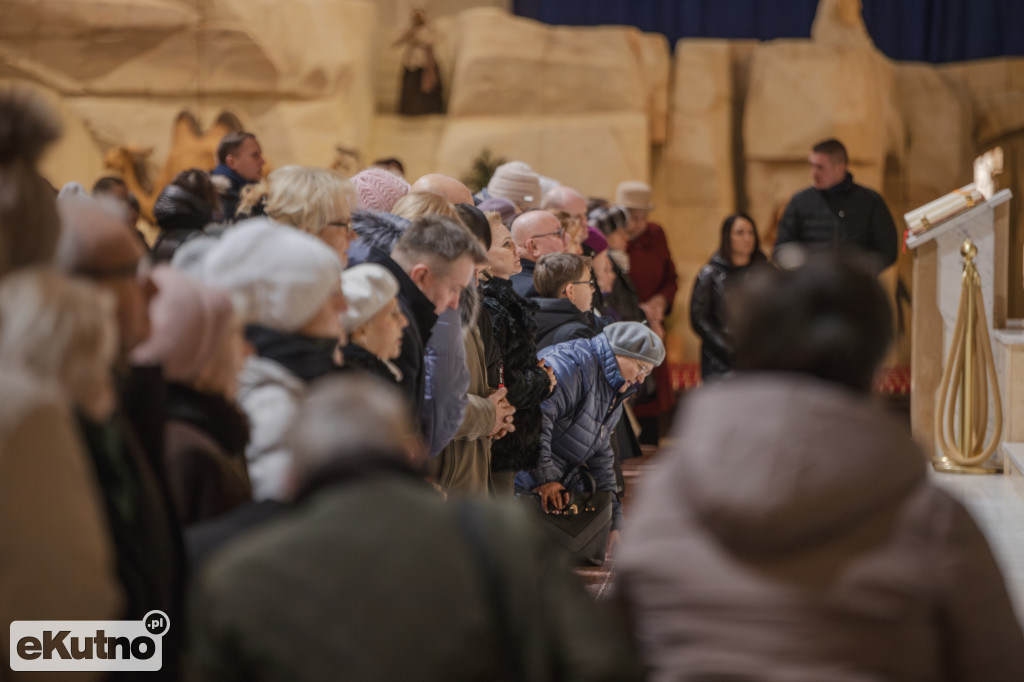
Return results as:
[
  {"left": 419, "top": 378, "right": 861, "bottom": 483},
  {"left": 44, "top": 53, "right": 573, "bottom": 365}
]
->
[{"left": 774, "top": 138, "right": 898, "bottom": 272}]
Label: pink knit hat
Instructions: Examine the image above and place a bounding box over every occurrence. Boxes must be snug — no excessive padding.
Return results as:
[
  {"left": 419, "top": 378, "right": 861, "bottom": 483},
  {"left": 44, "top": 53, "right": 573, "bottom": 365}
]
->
[
  {"left": 352, "top": 168, "right": 410, "bottom": 213},
  {"left": 131, "top": 265, "right": 236, "bottom": 384}
]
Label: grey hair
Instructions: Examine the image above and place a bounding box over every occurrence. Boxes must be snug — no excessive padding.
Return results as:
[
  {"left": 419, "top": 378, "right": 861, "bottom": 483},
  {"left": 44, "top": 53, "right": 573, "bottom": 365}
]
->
[
  {"left": 391, "top": 215, "right": 487, "bottom": 271},
  {"left": 286, "top": 375, "right": 420, "bottom": 483}
]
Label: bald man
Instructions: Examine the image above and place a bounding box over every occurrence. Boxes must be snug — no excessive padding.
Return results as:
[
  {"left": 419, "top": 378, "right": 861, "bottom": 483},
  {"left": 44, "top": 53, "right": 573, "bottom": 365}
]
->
[
  {"left": 542, "top": 186, "right": 587, "bottom": 225},
  {"left": 509, "top": 210, "right": 566, "bottom": 298},
  {"left": 56, "top": 195, "right": 185, "bottom": 676},
  {"left": 411, "top": 173, "right": 474, "bottom": 205}
]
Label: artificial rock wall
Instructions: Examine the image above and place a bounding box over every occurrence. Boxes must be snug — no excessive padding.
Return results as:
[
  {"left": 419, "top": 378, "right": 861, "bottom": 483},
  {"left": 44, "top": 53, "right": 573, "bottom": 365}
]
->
[{"left": 5, "top": 0, "right": 1024, "bottom": 363}]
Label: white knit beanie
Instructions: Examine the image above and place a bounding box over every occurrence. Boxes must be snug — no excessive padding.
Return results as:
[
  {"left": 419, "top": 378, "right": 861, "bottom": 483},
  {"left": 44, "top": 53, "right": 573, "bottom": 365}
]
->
[
  {"left": 340, "top": 263, "right": 400, "bottom": 333},
  {"left": 487, "top": 161, "right": 542, "bottom": 210},
  {"left": 200, "top": 218, "right": 343, "bottom": 332}
]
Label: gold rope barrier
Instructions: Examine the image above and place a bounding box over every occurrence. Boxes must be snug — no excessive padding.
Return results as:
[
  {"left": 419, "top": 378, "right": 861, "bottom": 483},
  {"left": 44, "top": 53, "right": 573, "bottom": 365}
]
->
[{"left": 934, "top": 239, "right": 1003, "bottom": 473}]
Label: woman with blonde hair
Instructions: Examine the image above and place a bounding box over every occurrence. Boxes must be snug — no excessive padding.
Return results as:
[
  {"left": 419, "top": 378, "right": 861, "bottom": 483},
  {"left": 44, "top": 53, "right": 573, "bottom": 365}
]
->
[
  {"left": 265, "top": 165, "right": 357, "bottom": 266},
  {"left": 391, "top": 191, "right": 459, "bottom": 222}
]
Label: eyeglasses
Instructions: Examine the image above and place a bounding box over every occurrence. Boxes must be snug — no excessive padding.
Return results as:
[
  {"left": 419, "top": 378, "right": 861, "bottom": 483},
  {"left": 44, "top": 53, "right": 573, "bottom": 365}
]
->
[
  {"left": 532, "top": 228, "right": 565, "bottom": 242},
  {"left": 635, "top": 360, "right": 653, "bottom": 378},
  {"left": 569, "top": 280, "right": 596, "bottom": 291},
  {"left": 326, "top": 220, "right": 356, "bottom": 239}
]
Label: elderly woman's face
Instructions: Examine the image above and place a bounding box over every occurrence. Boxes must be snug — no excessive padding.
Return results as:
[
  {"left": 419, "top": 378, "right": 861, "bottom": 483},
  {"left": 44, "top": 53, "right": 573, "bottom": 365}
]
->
[
  {"left": 319, "top": 213, "right": 354, "bottom": 268},
  {"left": 357, "top": 297, "right": 408, "bottom": 360}
]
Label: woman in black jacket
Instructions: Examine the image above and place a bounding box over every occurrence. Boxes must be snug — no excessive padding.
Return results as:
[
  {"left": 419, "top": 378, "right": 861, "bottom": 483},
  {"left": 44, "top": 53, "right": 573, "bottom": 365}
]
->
[
  {"left": 479, "top": 211, "right": 556, "bottom": 497},
  {"left": 690, "top": 213, "right": 768, "bottom": 380}
]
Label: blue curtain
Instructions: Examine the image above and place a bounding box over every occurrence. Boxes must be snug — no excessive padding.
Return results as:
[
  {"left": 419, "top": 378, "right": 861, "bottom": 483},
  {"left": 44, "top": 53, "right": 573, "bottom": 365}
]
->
[{"left": 512, "top": 0, "right": 1024, "bottom": 63}]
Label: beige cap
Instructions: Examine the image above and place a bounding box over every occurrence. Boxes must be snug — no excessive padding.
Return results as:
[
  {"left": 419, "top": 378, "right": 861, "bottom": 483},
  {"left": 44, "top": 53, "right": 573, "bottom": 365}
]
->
[{"left": 615, "top": 181, "right": 654, "bottom": 210}]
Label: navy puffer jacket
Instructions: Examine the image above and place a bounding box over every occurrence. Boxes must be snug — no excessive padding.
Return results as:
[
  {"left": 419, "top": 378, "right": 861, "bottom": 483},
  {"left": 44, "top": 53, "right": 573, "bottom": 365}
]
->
[{"left": 515, "top": 332, "right": 633, "bottom": 528}]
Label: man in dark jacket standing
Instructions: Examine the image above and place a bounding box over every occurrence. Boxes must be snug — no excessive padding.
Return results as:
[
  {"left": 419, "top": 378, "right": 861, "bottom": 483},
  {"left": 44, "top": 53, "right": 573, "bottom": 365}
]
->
[
  {"left": 774, "top": 138, "right": 898, "bottom": 272},
  {"left": 211, "top": 131, "right": 264, "bottom": 221}
]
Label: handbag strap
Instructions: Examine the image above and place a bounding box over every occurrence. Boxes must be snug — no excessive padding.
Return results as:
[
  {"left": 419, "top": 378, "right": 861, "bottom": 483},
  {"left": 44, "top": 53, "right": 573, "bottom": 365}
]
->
[
  {"left": 561, "top": 466, "right": 598, "bottom": 500},
  {"left": 454, "top": 499, "right": 524, "bottom": 682}
]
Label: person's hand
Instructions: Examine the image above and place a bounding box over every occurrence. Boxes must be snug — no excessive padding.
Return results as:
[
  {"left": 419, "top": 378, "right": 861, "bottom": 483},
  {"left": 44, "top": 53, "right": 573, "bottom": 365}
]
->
[
  {"left": 639, "top": 296, "right": 667, "bottom": 325},
  {"left": 536, "top": 482, "right": 569, "bottom": 513},
  {"left": 488, "top": 387, "right": 515, "bottom": 437},
  {"left": 539, "top": 360, "right": 557, "bottom": 391},
  {"left": 605, "top": 529, "right": 621, "bottom": 559}
]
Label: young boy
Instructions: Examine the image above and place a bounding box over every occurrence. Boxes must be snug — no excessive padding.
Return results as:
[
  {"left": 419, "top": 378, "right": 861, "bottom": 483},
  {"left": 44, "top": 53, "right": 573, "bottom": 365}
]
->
[{"left": 532, "top": 252, "right": 602, "bottom": 349}]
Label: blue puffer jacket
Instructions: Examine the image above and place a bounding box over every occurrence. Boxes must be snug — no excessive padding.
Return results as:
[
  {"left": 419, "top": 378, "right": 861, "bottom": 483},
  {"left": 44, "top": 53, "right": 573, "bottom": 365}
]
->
[{"left": 515, "top": 333, "right": 633, "bottom": 528}]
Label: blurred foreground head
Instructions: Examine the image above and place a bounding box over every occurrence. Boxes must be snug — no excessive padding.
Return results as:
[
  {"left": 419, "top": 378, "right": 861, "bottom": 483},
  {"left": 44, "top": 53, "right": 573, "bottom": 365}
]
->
[
  {"left": 730, "top": 250, "right": 892, "bottom": 393},
  {"left": 286, "top": 374, "right": 424, "bottom": 489},
  {"left": 0, "top": 87, "right": 62, "bottom": 276}
]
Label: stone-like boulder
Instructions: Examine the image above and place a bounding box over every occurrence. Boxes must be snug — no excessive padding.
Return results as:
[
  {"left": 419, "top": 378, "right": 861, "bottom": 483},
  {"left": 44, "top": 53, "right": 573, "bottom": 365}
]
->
[
  {"left": 446, "top": 9, "right": 668, "bottom": 142},
  {"left": 1, "top": 0, "right": 376, "bottom": 99}
]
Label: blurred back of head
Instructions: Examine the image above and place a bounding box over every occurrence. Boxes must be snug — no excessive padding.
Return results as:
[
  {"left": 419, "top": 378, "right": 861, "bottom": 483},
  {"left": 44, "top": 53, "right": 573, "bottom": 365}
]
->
[
  {"left": 730, "top": 251, "right": 892, "bottom": 393},
  {"left": 287, "top": 375, "right": 422, "bottom": 486},
  {"left": 0, "top": 267, "right": 118, "bottom": 419},
  {"left": 0, "top": 87, "right": 62, "bottom": 276}
]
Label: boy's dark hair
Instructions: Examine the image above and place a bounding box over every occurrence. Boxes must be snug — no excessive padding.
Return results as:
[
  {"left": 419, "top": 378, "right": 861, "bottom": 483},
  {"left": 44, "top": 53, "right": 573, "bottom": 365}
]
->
[
  {"left": 534, "top": 252, "right": 591, "bottom": 299},
  {"left": 811, "top": 138, "right": 848, "bottom": 166},
  {"left": 171, "top": 168, "right": 218, "bottom": 209},
  {"left": 216, "top": 131, "right": 256, "bottom": 165},
  {"left": 730, "top": 251, "right": 892, "bottom": 393}
]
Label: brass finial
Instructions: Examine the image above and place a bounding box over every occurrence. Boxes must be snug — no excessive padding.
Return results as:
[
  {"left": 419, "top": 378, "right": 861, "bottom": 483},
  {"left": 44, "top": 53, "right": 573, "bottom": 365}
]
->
[{"left": 961, "top": 239, "right": 977, "bottom": 261}]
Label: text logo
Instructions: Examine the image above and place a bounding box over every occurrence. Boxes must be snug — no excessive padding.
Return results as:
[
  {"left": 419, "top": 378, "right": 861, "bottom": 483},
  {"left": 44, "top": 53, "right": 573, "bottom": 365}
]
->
[{"left": 10, "top": 611, "right": 168, "bottom": 672}]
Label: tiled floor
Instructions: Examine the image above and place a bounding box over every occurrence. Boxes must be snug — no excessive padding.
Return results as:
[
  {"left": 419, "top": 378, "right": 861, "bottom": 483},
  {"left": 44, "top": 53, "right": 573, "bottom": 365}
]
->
[{"left": 931, "top": 468, "right": 1024, "bottom": 621}]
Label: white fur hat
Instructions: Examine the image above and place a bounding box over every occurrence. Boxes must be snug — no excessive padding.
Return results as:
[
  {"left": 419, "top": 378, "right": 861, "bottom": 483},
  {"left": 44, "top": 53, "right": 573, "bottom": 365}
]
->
[
  {"left": 340, "top": 263, "right": 399, "bottom": 333},
  {"left": 200, "top": 218, "right": 343, "bottom": 332}
]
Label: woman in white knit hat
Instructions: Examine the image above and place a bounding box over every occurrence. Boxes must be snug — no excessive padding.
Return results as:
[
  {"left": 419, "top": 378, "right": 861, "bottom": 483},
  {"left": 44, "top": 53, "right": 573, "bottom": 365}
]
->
[
  {"left": 339, "top": 263, "right": 408, "bottom": 385},
  {"left": 199, "top": 219, "right": 348, "bottom": 501}
]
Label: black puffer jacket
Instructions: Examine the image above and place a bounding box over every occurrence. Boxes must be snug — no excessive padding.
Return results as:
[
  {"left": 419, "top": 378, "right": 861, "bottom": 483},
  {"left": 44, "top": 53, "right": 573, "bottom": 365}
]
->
[
  {"left": 152, "top": 184, "right": 214, "bottom": 263},
  {"left": 689, "top": 251, "right": 768, "bottom": 379},
  {"left": 480, "top": 276, "right": 553, "bottom": 472},
  {"left": 774, "top": 172, "right": 898, "bottom": 271}
]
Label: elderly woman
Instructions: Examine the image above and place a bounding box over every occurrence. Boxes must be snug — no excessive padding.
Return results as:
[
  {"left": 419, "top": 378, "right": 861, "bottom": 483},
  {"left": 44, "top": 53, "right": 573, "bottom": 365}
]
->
[
  {"left": 340, "top": 263, "right": 409, "bottom": 384},
  {"left": 264, "top": 165, "right": 357, "bottom": 266},
  {"left": 515, "top": 322, "right": 665, "bottom": 554},
  {"left": 202, "top": 220, "right": 347, "bottom": 501}
]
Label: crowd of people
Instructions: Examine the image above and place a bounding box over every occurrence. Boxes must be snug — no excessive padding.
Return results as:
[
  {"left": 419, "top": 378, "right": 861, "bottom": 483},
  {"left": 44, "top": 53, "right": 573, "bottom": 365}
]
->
[{"left": 3, "top": 86, "right": 1024, "bottom": 680}]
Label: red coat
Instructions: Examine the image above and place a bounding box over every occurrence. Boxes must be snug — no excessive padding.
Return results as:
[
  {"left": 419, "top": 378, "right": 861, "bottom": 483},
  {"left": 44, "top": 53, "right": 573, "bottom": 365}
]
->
[
  {"left": 626, "top": 222, "right": 678, "bottom": 313},
  {"left": 627, "top": 222, "right": 677, "bottom": 418}
]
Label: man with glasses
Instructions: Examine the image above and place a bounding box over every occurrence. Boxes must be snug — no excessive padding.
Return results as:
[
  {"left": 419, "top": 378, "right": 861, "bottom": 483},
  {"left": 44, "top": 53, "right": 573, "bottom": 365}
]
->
[
  {"left": 509, "top": 210, "right": 567, "bottom": 298},
  {"left": 515, "top": 321, "right": 665, "bottom": 558}
]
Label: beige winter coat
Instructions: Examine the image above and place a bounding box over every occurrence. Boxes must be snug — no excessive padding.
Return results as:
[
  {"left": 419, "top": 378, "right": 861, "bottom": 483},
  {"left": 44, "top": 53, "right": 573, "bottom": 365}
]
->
[
  {"left": 431, "top": 325, "right": 496, "bottom": 496},
  {"left": 0, "top": 371, "right": 123, "bottom": 681},
  {"left": 619, "top": 373, "right": 1024, "bottom": 682}
]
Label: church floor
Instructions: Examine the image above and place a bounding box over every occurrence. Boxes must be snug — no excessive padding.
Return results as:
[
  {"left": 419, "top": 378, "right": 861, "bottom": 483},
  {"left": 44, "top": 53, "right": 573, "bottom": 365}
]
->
[{"left": 578, "top": 441, "right": 1024, "bottom": 627}]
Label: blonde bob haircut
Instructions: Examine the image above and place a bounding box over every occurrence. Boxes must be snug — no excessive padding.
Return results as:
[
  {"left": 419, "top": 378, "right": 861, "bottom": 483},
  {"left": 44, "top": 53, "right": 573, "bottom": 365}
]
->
[
  {"left": 0, "top": 267, "right": 118, "bottom": 420},
  {"left": 391, "top": 191, "right": 460, "bottom": 222},
  {"left": 265, "top": 165, "right": 356, "bottom": 235}
]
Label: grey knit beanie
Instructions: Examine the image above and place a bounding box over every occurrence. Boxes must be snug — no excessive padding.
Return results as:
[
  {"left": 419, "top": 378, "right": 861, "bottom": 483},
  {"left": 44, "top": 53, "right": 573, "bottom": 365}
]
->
[{"left": 604, "top": 321, "right": 665, "bottom": 366}]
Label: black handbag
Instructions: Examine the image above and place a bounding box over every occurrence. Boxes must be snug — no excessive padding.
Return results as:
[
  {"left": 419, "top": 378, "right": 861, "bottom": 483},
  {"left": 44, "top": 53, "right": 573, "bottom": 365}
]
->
[{"left": 520, "top": 467, "right": 614, "bottom": 567}]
